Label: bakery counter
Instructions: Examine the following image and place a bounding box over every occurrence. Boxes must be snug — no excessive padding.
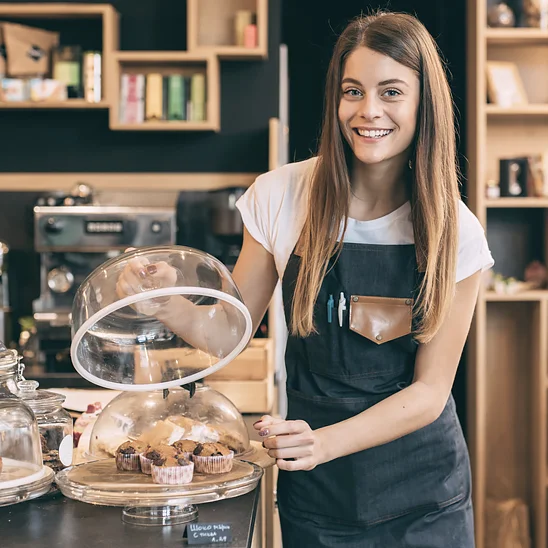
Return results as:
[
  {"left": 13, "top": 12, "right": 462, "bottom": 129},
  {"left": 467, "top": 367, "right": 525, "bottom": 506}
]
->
[{"left": 0, "top": 485, "right": 261, "bottom": 548}]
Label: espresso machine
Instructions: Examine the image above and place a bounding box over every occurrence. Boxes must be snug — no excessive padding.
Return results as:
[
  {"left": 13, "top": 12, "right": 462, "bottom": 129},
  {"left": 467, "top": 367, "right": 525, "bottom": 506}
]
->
[{"left": 33, "top": 188, "right": 177, "bottom": 372}]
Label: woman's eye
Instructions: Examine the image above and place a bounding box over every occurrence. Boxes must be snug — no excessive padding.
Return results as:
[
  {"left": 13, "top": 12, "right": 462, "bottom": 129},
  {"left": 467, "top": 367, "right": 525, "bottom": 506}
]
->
[
  {"left": 343, "top": 88, "right": 362, "bottom": 97},
  {"left": 383, "top": 88, "right": 401, "bottom": 97}
]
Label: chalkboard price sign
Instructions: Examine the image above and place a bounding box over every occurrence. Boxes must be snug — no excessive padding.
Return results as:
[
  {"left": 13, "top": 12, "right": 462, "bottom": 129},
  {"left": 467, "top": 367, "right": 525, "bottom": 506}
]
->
[{"left": 185, "top": 523, "right": 233, "bottom": 545}]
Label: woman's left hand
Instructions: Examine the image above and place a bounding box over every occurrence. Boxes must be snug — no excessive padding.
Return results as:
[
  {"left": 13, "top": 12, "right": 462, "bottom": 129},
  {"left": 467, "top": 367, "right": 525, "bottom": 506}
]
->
[{"left": 253, "top": 415, "right": 326, "bottom": 471}]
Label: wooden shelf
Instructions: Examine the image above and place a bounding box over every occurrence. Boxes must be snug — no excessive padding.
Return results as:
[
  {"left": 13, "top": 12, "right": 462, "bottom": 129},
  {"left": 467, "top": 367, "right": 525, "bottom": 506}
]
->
[
  {"left": 486, "top": 27, "right": 548, "bottom": 45},
  {"left": 0, "top": 3, "right": 116, "bottom": 18},
  {"left": 486, "top": 198, "right": 548, "bottom": 208},
  {"left": 0, "top": 100, "right": 109, "bottom": 109},
  {"left": 484, "top": 290, "right": 548, "bottom": 301},
  {"left": 486, "top": 104, "right": 548, "bottom": 116},
  {"left": 0, "top": 3, "right": 119, "bottom": 106},
  {"left": 109, "top": 51, "right": 220, "bottom": 132},
  {"left": 468, "top": 4, "right": 548, "bottom": 548},
  {"left": 187, "top": 0, "right": 268, "bottom": 60}
]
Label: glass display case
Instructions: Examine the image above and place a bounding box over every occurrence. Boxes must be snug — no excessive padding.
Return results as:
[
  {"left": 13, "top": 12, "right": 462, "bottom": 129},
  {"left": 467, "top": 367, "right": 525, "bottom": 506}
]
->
[{"left": 60, "top": 246, "right": 265, "bottom": 526}]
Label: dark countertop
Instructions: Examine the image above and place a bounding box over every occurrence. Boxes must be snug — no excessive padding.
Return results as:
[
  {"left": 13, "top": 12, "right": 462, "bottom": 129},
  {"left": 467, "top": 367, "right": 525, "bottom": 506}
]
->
[{"left": 0, "top": 486, "right": 260, "bottom": 548}]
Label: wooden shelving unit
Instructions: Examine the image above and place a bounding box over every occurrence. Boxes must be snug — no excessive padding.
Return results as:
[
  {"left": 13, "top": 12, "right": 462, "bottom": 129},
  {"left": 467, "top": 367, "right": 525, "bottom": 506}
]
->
[
  {"left": 187, "top": 0, "right": 268, "bottom": 60},
  {"left": 0, "top": 3, "right": 119, "bottom": 107},
  {"left": 467, "top": 2, "right": 548, "bottom": 547},
  {"left": 109, "top": 51, "right": 220, "bottom": 132},
  {"left": 0, "top": 2, "right": 269, "bottom": 130}
]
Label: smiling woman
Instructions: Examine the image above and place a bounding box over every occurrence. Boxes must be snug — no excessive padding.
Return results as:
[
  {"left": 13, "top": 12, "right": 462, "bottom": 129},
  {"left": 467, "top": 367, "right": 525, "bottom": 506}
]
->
[{"left": 115, "top": 9, "right": 494, "bottom": 548}]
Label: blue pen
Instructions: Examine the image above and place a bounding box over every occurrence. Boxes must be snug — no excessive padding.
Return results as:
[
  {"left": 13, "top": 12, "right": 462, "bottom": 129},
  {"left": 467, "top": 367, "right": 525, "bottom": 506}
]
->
[{"left": 327, "top": 294, "right": 334, "bottom": 323}]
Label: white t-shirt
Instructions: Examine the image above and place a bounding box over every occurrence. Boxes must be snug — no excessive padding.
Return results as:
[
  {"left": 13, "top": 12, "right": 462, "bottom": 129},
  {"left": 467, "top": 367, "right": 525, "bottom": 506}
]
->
[{"left": 235, "top": 157, "right": 494, "bottom": 282}]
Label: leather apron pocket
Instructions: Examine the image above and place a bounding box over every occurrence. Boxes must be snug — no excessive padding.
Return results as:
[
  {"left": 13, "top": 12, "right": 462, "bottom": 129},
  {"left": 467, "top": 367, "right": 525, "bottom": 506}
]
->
[{"left": 349, "top": 295, "right": 413, "bottom": 344}]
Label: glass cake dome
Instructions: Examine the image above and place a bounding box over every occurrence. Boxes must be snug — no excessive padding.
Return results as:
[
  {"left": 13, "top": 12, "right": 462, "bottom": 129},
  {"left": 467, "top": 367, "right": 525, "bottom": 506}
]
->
[
  {"left": 87, "top": 385, "right": 251, "bottom": 460},
  {"left": 71, "top": 246, "right": 253, "bottom": 391}
]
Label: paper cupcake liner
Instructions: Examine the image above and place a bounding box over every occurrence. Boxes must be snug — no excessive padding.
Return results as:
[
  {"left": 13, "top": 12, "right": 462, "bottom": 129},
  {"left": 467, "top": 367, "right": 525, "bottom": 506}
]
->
[
  {"left": 139, "top": 454, "right": 154, "bottom": 475},
  {"left": 151, "top": 462, "right": 194, "bottom": 485},
  {"left": 116, "top": 452, "right": 141, "bottom": 472},
  {"left": 192, "top": 451, "right": 234, "bottom": 474}
]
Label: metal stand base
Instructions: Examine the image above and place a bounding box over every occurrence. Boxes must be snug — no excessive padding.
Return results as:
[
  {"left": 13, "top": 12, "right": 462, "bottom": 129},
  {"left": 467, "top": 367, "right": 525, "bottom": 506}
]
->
[{"left": 122, "top": 505, "right": 198, "bottom": 526}]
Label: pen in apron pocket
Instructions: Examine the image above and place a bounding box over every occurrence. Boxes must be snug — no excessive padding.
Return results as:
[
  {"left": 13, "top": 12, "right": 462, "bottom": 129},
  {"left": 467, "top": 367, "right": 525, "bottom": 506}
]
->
[
  {"left": 327, "top": 294, "right": 334, "bottom": 323},
  {"left": 338, "top": 292, "right": 346, "bottom": 327}
]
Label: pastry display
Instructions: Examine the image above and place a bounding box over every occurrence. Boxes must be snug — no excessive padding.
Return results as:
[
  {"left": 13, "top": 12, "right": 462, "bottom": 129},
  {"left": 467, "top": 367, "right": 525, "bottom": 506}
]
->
[
  {"left": 115, "top": 440, "right": 148, "bottom": 472},
  {"left": 192, "top": 442, "right": 234, "bottom": 474},
  {"left": 151, "top": 455, "right": 194, "bottom": 485}
]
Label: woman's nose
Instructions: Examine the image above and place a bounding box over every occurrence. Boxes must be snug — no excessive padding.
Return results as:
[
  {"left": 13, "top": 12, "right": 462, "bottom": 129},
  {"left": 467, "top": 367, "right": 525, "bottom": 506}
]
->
[{"left": 358, "top": 94, "right": 383, "bottom": 120}]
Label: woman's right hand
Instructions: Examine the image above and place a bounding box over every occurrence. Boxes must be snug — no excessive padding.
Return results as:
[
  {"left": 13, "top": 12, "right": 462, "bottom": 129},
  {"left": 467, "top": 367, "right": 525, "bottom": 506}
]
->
[{"left": 116, "top": 253, "right": 178, "bottom": 316}]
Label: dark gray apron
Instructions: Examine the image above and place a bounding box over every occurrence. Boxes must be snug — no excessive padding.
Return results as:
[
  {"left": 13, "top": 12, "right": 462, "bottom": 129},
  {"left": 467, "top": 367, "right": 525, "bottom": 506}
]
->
[{"left": 278, "top": 243, "right": 475, "bottom": 547}]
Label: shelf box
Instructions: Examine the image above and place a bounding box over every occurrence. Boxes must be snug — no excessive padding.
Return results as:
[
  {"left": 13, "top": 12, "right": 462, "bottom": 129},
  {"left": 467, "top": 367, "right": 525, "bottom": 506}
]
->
[
  {"left": 109, "top": 52, "right": 220, "bottom": 132},
  {"left": 0, "top": 3, "right": 119, "bottom": 107},
  {"left": 187, "top": 0, "right": 268, "bottom": 60}
]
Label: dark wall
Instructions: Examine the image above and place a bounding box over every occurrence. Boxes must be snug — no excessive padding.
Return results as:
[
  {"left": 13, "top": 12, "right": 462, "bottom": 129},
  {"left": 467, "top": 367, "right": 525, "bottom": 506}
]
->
[{"left": 0, "top": 0, "right": 282, "bottom": 173}]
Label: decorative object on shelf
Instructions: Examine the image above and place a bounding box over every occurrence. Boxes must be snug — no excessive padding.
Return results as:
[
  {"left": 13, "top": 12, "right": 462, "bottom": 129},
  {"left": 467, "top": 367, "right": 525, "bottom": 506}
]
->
[
  {"left": 235, "top": 10, "right": 254, "bottom": 46},
  {"left": 485, "top": 498, "right": 531, "bottom": 548},
  {"left": 1, "top": 22, "right": 59, "bottom": 77},
  {"left": 487, "top": 1, "right": 516, "bottom": 27},
  {"left": 524, "top": 260, "right": 548, "bottom": 288},
  {"left": 526, "top": 153, "right": 548, "bottom": 197},
  {"left": 486, "top": 61, "right": 528, "bottom": 107},
  {"left": 485, "top": 179, "right": 501, "bottom": 199},
  {"left": 499, "top": 157, "right": 528, "bottom": 197},
  {"left": 522, "top": 0, "right": 548, "bottom": 29},
  {"left": 52, "top": 45, "right": 82, "bottom": 98},
  {"left": 486, "top": 272, "right": 539, "bottom": 295},
  {"left": 82, "top": 51, "right": 102, "bottom": 103}
]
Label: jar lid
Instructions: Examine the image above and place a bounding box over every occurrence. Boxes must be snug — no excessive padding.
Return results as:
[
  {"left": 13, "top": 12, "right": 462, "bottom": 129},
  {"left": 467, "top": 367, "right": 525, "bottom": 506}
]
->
[
  {"left": 17, "top": 380, "right": 66, "bottom": 412},
  {"left": 0, "top": 348, "right": 19, "bottom": 376}
]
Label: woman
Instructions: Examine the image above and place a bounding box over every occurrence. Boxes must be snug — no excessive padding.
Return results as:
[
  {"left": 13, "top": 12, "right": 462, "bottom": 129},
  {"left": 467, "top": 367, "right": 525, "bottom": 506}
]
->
[{"left": 117, "top": 12, "right": 493, "bottom": 547}]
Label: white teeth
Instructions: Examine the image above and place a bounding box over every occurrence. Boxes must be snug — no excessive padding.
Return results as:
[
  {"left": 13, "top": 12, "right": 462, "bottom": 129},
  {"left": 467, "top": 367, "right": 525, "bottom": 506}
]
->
[{"left": 357, "top": 129, "right": 392, "bottom": 138}]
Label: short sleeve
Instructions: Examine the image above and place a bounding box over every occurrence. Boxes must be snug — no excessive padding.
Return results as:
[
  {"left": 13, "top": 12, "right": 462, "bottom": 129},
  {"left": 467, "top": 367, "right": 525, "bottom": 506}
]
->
[
  {"left": 235, "top": 174, "right": 274, "bottom": 255},
  {"left": 456, "top": 201, "right": 495, "bottom": 283}
]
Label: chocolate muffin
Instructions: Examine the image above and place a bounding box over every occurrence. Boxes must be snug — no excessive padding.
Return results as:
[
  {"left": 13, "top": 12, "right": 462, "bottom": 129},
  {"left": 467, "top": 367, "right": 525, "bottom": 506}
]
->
[
  {"left": 151, "top": 455, "right": 194, "bottom": 485},
  {"left": 140, "top": 444, "right": 178, "bottom": 474},
  {"left": 192, "top": 442, "right": 234, "bottom": 474},
  {"left": 171, "top": 439, "right": 199, "bottom": 458},
  {"left": 115, "top": 440, "right": 149, "bottom": 472}
]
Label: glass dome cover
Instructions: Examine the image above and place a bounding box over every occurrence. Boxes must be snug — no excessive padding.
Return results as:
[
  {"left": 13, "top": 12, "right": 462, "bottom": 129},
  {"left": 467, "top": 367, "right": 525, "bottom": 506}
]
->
[
  {"left": 87, "top": 385, "right": 251, "bottom": 459},
  {"left": 71, "top": 246, "right": 253, "bottom": 391}
]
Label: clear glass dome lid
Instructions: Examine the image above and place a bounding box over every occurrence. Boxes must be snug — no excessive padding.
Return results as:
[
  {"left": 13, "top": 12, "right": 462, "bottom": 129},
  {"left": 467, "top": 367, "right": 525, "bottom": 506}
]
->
[
  {"left": 88, "top": 385, "right": 250, "bottom": 459},
  {"left": 71, "top": 246, "right": 253, "bottom": 391}
]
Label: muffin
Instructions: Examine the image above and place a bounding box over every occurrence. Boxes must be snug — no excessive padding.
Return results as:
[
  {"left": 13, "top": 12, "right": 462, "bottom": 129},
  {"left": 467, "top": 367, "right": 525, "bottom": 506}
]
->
[
  {"left": 151, "top": 455, "right": 194, "bottom": 485},
  {"left": 192, "top": 442, "right": 234, "bottom": 474},
  {"left": 140, "top": 444, "right": 178, "bottom": 475},
  {"left": 171, "top": 439, "right": 199, "bottom": 459},
  {"left": 116, "top": 440, "right": 148, "bottom": 471}
]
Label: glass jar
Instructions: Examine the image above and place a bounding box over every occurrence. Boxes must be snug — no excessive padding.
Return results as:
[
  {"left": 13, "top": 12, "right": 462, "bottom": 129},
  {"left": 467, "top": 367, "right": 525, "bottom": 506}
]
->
[
  {"left": 18, "top": 380, "right": 73, "bottom": 472},
  {"left": 0, "top": 374, "right": 54, "bottom": 506},
  {"left": 0, "top": 347, "right": 23, "bottom": 395}
]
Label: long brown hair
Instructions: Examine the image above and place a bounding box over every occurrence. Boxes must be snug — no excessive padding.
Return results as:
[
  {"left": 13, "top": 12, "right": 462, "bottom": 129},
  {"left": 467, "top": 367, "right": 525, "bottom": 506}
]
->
[{"left": 291, "top": 11, "right": 460, "bottom": 344}]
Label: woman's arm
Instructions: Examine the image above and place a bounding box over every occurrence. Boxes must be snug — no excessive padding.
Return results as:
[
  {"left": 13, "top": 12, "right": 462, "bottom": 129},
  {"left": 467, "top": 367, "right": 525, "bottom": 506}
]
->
[
  {"left": 117, "top": 228, "right": 278, "bottom": 356},
  {"left": 258, "top": 269, "right": 482, "bottom": 471}
]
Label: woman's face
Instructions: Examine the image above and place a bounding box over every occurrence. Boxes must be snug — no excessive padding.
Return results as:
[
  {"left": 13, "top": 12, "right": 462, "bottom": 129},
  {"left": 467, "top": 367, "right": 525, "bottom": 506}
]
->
[{"left": 338, "top": 47, "right": 420, "bottom": 167}]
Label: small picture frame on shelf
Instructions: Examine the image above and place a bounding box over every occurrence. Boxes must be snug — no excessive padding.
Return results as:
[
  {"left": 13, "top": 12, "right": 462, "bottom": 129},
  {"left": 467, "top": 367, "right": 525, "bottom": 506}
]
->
[
  {"left": 499, "top": 157, "right": 529, "bottom": 197},
  {"left": 486, "top": 61, "right": 528, "bottom": 107}
]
